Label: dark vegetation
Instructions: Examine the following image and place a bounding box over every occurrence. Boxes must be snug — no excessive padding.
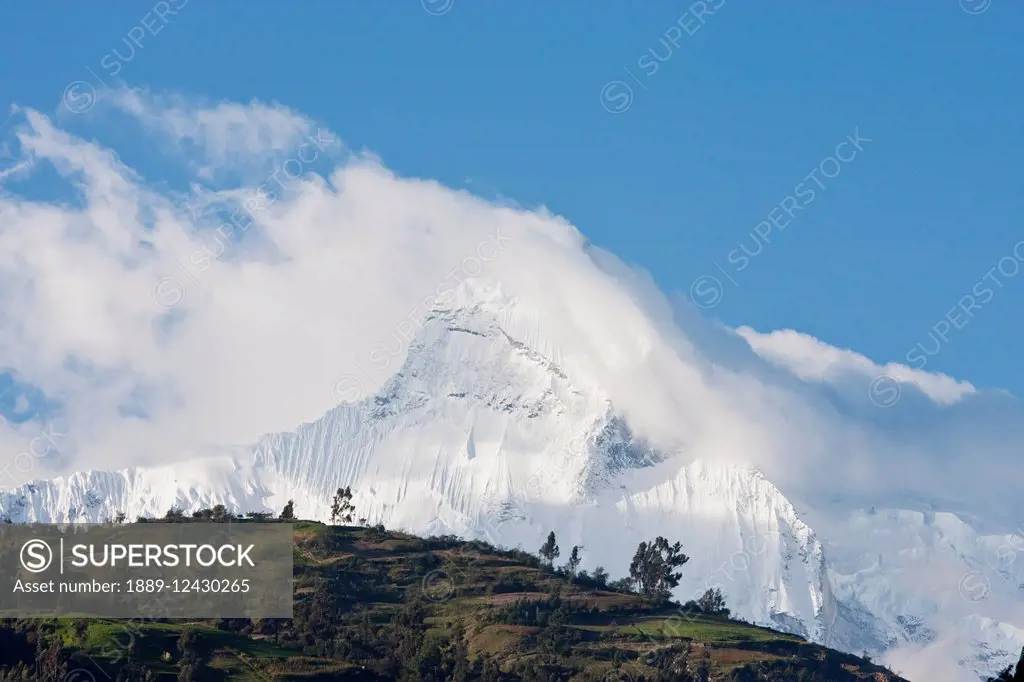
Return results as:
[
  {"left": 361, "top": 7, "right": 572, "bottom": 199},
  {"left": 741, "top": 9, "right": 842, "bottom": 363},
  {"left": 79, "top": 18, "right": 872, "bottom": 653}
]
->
[{"left": 0, "top": 503, "right": 911, "bottom": 681}]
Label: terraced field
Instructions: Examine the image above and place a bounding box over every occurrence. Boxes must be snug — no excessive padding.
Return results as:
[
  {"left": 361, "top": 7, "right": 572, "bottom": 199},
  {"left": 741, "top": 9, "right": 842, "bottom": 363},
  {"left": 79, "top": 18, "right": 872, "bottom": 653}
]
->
[{"left": 0, "top": 520, "right": 908, "bottom": 681}]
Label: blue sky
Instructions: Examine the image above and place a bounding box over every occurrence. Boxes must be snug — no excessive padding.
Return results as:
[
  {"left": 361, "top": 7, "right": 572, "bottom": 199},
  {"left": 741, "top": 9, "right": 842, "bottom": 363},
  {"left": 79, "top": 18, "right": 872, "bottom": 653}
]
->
[{"left": 0, "top": 0, "right": 1022, "bottom": 396}]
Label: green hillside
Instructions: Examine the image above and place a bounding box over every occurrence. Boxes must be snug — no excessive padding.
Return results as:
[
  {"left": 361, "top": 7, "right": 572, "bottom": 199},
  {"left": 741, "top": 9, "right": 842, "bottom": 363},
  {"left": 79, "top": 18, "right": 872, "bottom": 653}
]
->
[{"left": 0, "top": 521, "right": 909, "bottom": 681}]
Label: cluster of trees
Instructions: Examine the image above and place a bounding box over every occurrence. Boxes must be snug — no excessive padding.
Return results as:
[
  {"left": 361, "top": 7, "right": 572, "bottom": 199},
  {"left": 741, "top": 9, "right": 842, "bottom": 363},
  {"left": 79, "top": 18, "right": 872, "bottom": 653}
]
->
[
  {"left": 130, "top": 485, "right": 359, "bottom": 526},
  {"left": 537, "top": 530, "right": 729, "bottom": 616},
  {"left": 0, "top": 623, "right": 71, "bottom": 682},
  {"left": 537, "top": 533, "right": 588, "bottom": 583},
  {"left": 152, "top": 503, "right": 285, "bottom": 524},
  {"left": 273, "top": 577, "right": 497, "bottom": 680},
  {"left": 330, "top": 486, "right": 355, "bottom": 524},
  {"left": 279, "top": 486, "right": 356, "bottom": 524},
  {"left": 174, "top": 628, "right": 207, "bottom": 682},
  {"left": 489, "top": 594, "right": 595, "bottom": 628},
  {"left": 693, "top": 587, "right": 729, "bottom": 617},
  {"left": 284, "top": 486, "right": 357, "bottom": 525},
  {"left": 628, "top": 537, "right": 689, "bottom": 600},
  {"left": 538, "top": 531, "right": 582, "bottom": 576},
  {"left": 0, "top": 620, "right": 213, "bottom": 682}
]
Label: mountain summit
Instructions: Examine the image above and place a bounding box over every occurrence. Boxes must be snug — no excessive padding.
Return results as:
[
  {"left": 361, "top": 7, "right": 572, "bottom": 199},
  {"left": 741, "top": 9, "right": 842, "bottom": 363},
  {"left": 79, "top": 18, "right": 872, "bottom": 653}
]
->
[{"left": 2, "top": 281, "right": 1020, "bottom": 679}]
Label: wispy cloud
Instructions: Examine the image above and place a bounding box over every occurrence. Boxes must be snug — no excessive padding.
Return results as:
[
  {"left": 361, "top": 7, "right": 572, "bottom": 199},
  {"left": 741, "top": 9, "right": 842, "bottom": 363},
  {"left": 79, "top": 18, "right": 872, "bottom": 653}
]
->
[{"left": 0, "top": 89, "right": 1017, "bottom": 518}]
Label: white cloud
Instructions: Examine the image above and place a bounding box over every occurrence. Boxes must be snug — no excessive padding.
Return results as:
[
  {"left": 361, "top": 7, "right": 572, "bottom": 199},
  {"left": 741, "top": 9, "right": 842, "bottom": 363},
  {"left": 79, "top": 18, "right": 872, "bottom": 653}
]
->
[
  {"left": 105, "top": 89, "right": 331, "bottom": 184},
  {"left": 0, "top": 90, "right": 1017, "bottom": 513},
  {"left": 882, "top": 636, "right": 978, "bottom": 682},
  {"left": 111, "top": 89, "right": 314, "bottom": 161},
  {"left": 736, "top": 326, "right": 977, "bottom": 405}
]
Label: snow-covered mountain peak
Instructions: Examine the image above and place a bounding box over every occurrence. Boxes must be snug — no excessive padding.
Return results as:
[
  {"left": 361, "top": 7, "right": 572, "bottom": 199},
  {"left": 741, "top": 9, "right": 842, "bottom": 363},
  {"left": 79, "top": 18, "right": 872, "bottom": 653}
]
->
[{"left": 1, "top": 285, "right": 1020, "bottom": 679}]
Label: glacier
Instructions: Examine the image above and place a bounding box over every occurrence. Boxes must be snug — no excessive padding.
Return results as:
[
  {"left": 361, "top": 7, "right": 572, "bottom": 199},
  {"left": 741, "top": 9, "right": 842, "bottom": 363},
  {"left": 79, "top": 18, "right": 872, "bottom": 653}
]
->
[{"left": 1, "top": 286, "right": 1021, "bottom": 681}]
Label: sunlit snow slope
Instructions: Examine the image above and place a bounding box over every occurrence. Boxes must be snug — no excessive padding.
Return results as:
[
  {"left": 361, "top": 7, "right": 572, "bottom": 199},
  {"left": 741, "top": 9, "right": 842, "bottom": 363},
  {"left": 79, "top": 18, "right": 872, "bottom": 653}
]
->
[{"left": 1, "top": 286, "right": 1020, "bottom": 680}]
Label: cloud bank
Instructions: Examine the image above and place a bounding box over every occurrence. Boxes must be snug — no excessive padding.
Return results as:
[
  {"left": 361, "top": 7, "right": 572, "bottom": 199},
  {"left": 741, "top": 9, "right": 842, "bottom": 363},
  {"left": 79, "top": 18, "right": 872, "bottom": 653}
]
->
[{"left": 0, "top": 90, "right": 1019, "bottom": 528}]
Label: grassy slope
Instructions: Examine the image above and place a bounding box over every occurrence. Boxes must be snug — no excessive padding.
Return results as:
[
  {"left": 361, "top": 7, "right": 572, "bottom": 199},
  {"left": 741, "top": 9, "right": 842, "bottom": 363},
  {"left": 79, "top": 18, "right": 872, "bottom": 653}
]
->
[{"left": 40, "top": 521, "right": 906, "bottom": 681}]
